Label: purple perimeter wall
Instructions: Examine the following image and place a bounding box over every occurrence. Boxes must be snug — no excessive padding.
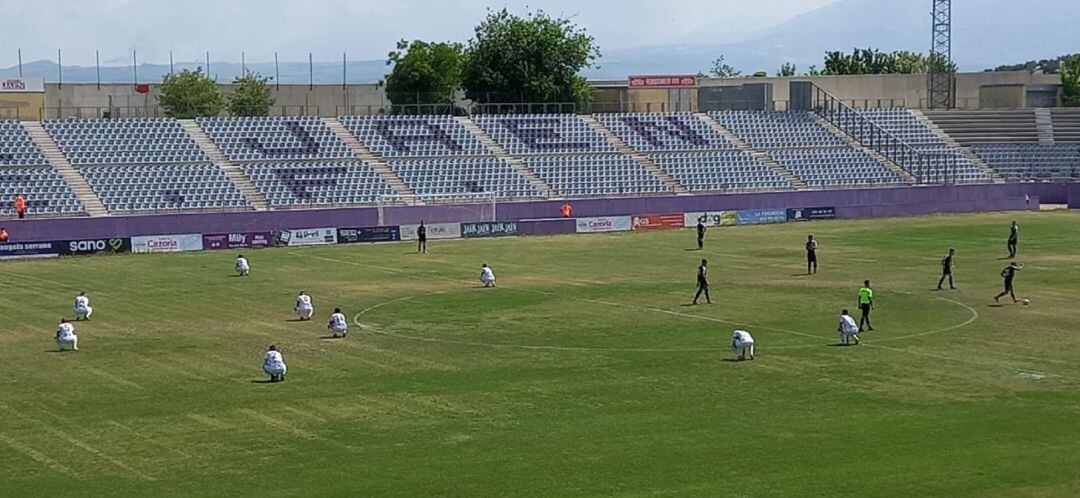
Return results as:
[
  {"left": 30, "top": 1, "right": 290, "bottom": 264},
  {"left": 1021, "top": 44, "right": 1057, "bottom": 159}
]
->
[{"left": 4, "top": 183, "right": 1056, "bottom": 243}]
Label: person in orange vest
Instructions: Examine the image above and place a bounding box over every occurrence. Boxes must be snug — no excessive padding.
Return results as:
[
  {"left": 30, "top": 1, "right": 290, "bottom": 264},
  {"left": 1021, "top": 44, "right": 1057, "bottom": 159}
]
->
[
  {"left": 0, "top": 227, "right": 8, "bottom": 242},
  {"left": 560, "top": 202, "right": 572, "bottom": 218},
  {"left": 14, "top": 194, "right": 26, "bottom": 219}
]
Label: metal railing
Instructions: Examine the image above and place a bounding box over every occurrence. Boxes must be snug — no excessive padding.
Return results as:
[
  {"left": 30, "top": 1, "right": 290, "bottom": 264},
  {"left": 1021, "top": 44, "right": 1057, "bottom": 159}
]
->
[{"left": 811, "top": 84, "right": 957, "bottom": 184}]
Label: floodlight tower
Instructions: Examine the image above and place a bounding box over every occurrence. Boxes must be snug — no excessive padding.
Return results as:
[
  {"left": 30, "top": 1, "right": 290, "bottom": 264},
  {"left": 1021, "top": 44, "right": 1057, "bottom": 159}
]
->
[{"left": 928, "top": 0, "right": 954, "bottom": 108}]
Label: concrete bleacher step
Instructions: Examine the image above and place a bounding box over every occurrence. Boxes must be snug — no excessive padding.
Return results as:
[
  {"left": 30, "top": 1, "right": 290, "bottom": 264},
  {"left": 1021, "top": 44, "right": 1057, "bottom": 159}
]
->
[
  {"left": 1034, "top": 108, "right": 1056, "bottom": 145},
  {"left": 693, "top": 113, "right": 808, "bottom": 190},
  {"left": 456, "top": 117, "right": 555, "bottom": 198},
  {"left": 179, "top": 120, "right": 269, "bottom": 211},
  {"left": 579, "top": 115, "right": 690, "bottom": 194},
  {"left": 323, "top": 118, "right": 419, "bottom": 200},
  {"left": 1050, "top": 109, "right": 1080, "bottom": 142},
  {"left": 22, "top": 121, "right": 109, "bottom": 217},
  {"left": 910, "top": 110, "right": 1004, "bottom": 183},
  {"left": 922, "top": 109, "right": 1039, "bottom": 147}
]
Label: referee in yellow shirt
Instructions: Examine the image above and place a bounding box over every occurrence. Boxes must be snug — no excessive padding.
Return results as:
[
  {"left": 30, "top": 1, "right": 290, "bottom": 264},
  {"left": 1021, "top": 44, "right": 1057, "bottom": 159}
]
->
[{"left": 857, "top": 280, "right": 875, "bottom": 332}]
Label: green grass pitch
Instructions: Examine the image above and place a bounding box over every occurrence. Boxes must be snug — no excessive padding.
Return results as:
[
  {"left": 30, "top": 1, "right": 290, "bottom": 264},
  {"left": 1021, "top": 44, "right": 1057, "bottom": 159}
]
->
[{"left": 2, "top": 211, "right": 1080, "bottom": 497}]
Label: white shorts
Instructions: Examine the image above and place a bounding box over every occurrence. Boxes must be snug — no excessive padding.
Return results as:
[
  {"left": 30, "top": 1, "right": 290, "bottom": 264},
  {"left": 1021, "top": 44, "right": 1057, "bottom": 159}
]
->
[
  {"left": 74, "top": 307, "right": 91, "bottom": 316},
  {"left": 57, "top": 335, "right": 77, "bottom": 345},
  {"left": 263, "top": 363, "right": 286, "bottom": 375},
  {"left": 481, "top": 277, "right": 495, "bottom": 284},
  {"left": 840, "top": 329, "right": 859, "bottom": 336},
  {"left": 237, "top": 268, "right": 249, "bottom": 275},
  {"left": 330, "top": 326, "right": 347, "bottom": 335},
  {"left": 296, "top": 307, "right": 313, "bottom": 317},
  {"left": 733, "top": 341, "right": 754, "bottom": 352}
]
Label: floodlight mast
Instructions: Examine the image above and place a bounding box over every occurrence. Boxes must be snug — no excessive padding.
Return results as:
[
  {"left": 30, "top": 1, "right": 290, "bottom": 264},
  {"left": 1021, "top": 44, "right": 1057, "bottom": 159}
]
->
[{"left": 928, "top": 0, "right": 954, "bottom": 109}]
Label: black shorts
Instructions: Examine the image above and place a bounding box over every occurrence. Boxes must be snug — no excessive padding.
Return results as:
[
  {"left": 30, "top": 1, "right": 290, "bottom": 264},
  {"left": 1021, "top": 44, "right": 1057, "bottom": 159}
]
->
[
  {"left": 697, "top": 280, "right": 709, "bottom": 289},
  {"left": 942, "top": 268, "right": 952, "bottom": 275},
  {"left": 1004, "top": 279, "right": 1013, "bottom": 291},
  {"left": 860, "top": 303, "right": 871, "bottom": 314},
  {"left": 418, "top": 236, "right": 427, "bottom": 243},
  {"left": 807, "top": 252, "right": 817, "bottom": 262}
]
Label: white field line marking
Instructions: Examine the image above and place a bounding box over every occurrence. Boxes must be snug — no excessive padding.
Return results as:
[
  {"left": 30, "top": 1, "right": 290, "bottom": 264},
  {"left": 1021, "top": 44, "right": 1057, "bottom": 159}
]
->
[
  {"left": 0, "top": 432, "right": 82, "bottom": 479},
  {"left": 0, "top": 402, "right": 156, "bottom": 481},
  {"left": 106, "top": 420, "right": 192, "bottom": 460}
]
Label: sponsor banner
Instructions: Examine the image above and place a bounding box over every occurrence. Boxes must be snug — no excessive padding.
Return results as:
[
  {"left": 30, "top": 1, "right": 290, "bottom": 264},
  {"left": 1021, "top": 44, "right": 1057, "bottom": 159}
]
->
[
  {"left": 735, "top": 209, "right": 789, "bottom": 226},
  {"left": 461, "top": 221, "right": 519, "bottom": 238},
  {"left": 684, "top": 211, "right": 737, "bottom": 228},
  {"left": 337, "top": 226, "right": 401, "bottom": 244},
  {"left": 0, "top": 241, "right": 60, "bottom": 259},
  {"left": 628, "top": 75, "right": 698, "bottom": 89},
  {"left": 576, "top": 216, "right": 632, "bottom": 233},
  {"left": 60, "top": 238, "right": 131, "bottom": 256},
  {"left": 787, "top": 207, "right": 837, "bottom": 222},
  {"left": 401, "top": 223, "right": 461, "bottom": 241},
  {"left": 273, "top": 228, "right": 338, "bottom": 247},
  {"left": 0, "top": 77, "right": 45, "bottom": 93},
  {"left": 131, "top": 234, "right": 204, "bottom": 253},
  {"left": 202, "top": 232, "right": 273, "bottom": 250},
  {"left": 631, "top": 214, "right": 685, "bottom": 231}
]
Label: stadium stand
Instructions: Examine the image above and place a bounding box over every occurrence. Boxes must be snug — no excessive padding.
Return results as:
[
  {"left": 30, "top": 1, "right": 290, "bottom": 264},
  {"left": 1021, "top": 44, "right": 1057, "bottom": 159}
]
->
[
  {"left": 339, "top": 116, "right": 492, "bottom": 157},
  {"left": 1, "top": 120, "right": 85, "bottom": 216},
  {"left": 388, "top": 157, "right": 541, "bottom": 199},
  {"left": 594, "top": 113, "right": 735, "bottom": 152},
  {"left": 1051, "top": 109, "right": 1080, "bottom": 143},
  {"left": 42, "top": 118, "right": 248, "bottom": 213},
  {"left": 523, "top": 154, "right": 671, "bottom": 197},
  {"left": 856, "top": 108, "right": 991, "bottom": 183},
  {"left": 922, "top": 109, "right": 1039, "bottom": 146},
  {"left": 972, "top": 144, "right": 1080, "bottom": 181},
  {"left": 197, "top": 117, "right": 395, "bottom": 207},
  {"left": 650, "top": 151, "right": 793, "bottom": 192},
  {"left": 474, "top": 115, "right": 618, "bottom": 155},
  {"left": 711, "top": 111, "right": 905, "bottom": 187}
]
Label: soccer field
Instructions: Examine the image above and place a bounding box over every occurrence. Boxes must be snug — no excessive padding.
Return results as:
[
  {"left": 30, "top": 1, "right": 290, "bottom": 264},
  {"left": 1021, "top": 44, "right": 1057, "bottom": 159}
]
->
[{"left": 2, "top": 211, "right": 1080, "bottom": 497}]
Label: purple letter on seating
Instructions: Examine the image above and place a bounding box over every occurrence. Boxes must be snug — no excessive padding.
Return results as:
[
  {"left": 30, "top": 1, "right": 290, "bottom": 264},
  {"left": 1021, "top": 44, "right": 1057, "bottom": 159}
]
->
[
  {"left": 273, "top": 167, "right": 345, "bottom": 199},
  {"left": 375, "top": 120, "right": 463, "bottom": 154},
  {"left": 498, "top": 118, "right": 591, "bottom": 153},
  {"left": 623, "top": 116, "right": 709, "bottom": 148}
]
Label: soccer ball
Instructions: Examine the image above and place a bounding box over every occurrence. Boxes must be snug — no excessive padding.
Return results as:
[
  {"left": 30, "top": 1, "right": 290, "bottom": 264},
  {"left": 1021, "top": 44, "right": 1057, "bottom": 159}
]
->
[{"left": 1022, "top": 299, "right": 1030, "bottom": 306}]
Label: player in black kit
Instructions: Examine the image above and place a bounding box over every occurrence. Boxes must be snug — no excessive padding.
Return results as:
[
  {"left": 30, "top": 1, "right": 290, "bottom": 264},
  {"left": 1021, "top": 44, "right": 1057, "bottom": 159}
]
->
[
  {"left": 806, "top": 235, "right": 818, "bottom": 274},
  {"left": 417, "top": 220, "right": 428, "bottom": 254},
  {"left": 994, "top": 261, "right": 1024, "bottom": 303},
  {"left": 696, "top": 218, "right": 706, "bottom": 250},
  {"left": 1007, "top": 221, "right": 1019, "bottom": 258},
  {"left": 692, "top": 259, "right": 712, "bottom": 305},
  {"left": 937, "top": 248, "right": 957, "bottom": 290}
]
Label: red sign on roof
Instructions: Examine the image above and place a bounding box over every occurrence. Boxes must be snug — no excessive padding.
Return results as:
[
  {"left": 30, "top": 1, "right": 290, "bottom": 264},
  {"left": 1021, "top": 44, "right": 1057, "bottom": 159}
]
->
[{"left": 628, "top": 75, "right": 698, "bottom": 89}]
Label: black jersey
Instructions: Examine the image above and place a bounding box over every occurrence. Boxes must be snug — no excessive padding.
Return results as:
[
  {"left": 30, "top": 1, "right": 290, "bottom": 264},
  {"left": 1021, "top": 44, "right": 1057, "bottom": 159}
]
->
[
  {"left": 697, "top": 265, "right": 709, "bottom": 285},
  {"left": 1001, "top": 265, "right": 1018, "bottom": 280},
  {"left": 1009, "top": 225, "right": 1019, "bottom": 242},
  {"left": 417, "top": 225, "right": 427, "bottom": 239},
  {"left": 942, "top": 254, "right": 954, "bottom": 270},
  {"left": 697, "top": 223, "right": 706, "bottom": 237},
  {"left": 806, "top": 240, "right": 817, "bottom": 255}
]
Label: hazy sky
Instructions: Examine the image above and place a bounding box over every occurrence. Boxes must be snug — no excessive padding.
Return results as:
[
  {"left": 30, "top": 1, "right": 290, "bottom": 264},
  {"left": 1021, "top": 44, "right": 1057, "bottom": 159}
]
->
[{"left": 2, "top": 0, "right": 840, "bottom": 66}]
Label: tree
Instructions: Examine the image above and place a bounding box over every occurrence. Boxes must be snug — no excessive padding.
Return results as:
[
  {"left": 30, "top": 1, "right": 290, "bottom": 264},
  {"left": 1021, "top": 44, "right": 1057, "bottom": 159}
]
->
[
  {"left": 776, "top": 63, "right": 797, "bottom": 77},
  {"left": 462, "top": 8, "right": 599, "bottom": 107},
  {"left": 228, "top": 71, "right": 275, "bottom": 116},
  {"left": 704, "top": 55, "right": 742, "bottom": 78},
  {"left": 382, "top": 39, "right": 465, "bottom": 107},
  {"left": 1061, "top": 54, "right": 1080, "bottom": 107},
  {"left": 805, "top": 65, "right": 823, "bottom": 77},
  {"left": 988, "top": 54, "right": 1079, "bottom": 74},
  {"left": 158, "top": 67, "right": 225, "bottom": 119},
  {"left": 821, "top": 48, "right": 957, "bottom": 75}
]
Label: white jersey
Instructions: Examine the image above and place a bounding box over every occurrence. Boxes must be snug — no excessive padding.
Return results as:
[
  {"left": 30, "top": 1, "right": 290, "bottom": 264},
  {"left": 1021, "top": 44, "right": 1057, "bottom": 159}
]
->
[
  {"left": 839, "top": 315, "right": 858, "bottom": 334},
  {"left": 330, "top": 313, "right": 348, "bottom": 330},
  {"left": 236, "top": 257, "right": 250, "bottom": 271},
  {"left": 264, "top": 350, "right": 284, "bottom": 367},
  {"left": 732, "top": 329, "right": 754, "bottom": 345},
  {"left": 480, "top": 267, "right": 495, "bottom": 281},
  {"left": 74, "top": 295, "right": 90, "bottom": 310},
  {"left": 57, "top": 322, "right": 76, "bottom": 339},
  {"left": 296, "top": 294, "right": 313, "bottom": 310}
]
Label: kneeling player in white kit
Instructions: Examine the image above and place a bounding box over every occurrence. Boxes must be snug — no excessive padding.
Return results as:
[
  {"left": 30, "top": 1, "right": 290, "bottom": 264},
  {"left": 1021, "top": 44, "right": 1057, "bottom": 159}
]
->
[
  {"left": 480, "top": 263, "right": 496, "bottom": 287},
  {"left": 838, "top": 309, "right": 860, "bottom": 346},
  {"left": 328, "top": 308, "right": 348, "bottom": 338},
  {"left": 73, "top": 291, "right": 93, "bottom": 321},
  {"left": 56, "top": 318, "right": 78, "bottom": 351},
  {"left": 235, "top": 254, "right": 250, "bottom": 276},
  {"left": 263, "top": 345, "right": 287, "bottom": 382},
  {"left": 732, "top": 329, "right": 754, "bottom": 361},
  {"left": 295, "top": 291, "right": 314, "bottom": 320}
]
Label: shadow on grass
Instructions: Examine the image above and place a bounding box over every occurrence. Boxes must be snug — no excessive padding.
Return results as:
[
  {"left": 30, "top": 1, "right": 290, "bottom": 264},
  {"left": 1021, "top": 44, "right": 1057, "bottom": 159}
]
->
[
  {"left": 250, "top": 379, "right": 277, "bottom": 384},
  {"left": 43, "top": 350, "right": 73, "bottom": 353},
  {"left": 319, "top": 335, "right": 345, "bottom": 340},
  {"left": 988, "top": 304, "right": 1005, "bottom": 308}
]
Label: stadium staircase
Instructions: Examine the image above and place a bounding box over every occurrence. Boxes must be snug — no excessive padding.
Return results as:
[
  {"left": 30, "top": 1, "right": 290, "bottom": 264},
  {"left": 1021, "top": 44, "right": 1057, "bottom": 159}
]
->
[
  {"left": 323, "top": 118, "right": 418, "bottom": 199},
  {"left": 455, "top": 117, "right": 555, "bottom": 197},
  {"left": 1050, "top": 109, "right": 1080, "bottom": 143},
  {"left": 812, "top": 114, "right": 918, "bottom": 184},
  {"left": 910, "top": 110, "right": 1003, "bottom": 183},
  {"left": 22, "top": 121, "right": 109, "bottom": 217},
  {"left": 693, "top": 113, "right": 808, "bottom": 189},
  {"left": 1034, "top": 109, "right": 1056, "bottom": 145},
  {"left": 180, "top": 120, "right": 270, "bottom": 211},
  {"left": 580, "top": 115, "right": 689, "bottom": 194},
  {"left": 921, "top": 109, "right": 1039, "bottom": 145}
]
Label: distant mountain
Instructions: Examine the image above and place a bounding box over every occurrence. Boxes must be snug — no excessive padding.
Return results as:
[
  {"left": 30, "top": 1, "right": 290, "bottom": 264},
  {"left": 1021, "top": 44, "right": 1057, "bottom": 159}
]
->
[
  {"left": 3, "top": 0, "right": 1078, "bottom": 84},
  {"left": 589, "top": 0, "right": 1080, "bottom": 78},
  {"left": 0, "top": 59, "right": 388, "bottom": 85}
]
